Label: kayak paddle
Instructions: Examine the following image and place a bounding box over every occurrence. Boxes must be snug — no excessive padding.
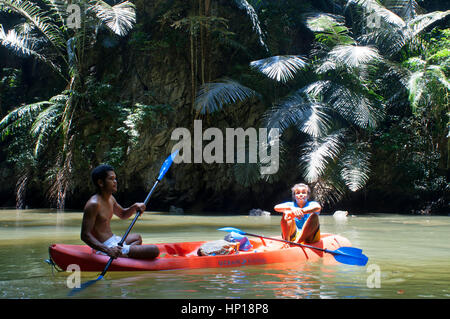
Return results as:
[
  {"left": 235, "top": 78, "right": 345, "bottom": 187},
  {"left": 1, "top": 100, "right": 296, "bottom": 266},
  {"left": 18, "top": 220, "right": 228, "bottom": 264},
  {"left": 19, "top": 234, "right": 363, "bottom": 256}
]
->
[
  {"left": 68, "top": 149, "right": 179, "bottom": 296},
  {"left": 218, "top": 226, "right": 368, "bottom": 266}
]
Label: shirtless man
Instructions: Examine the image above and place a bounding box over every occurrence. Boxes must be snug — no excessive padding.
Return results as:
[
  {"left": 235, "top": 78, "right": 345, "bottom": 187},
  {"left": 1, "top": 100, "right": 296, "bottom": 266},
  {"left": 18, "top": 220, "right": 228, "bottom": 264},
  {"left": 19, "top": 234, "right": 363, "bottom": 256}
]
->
[{"left": 81, "top": 164, "right": 159, "bottom": 259}]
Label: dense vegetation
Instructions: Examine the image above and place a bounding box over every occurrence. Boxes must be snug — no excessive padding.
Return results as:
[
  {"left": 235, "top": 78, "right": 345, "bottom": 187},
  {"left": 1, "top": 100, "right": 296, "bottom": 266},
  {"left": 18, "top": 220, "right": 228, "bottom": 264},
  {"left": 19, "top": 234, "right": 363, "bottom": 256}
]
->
[{"left": 0, "top": 0, "right": 448, "bottom": 214}]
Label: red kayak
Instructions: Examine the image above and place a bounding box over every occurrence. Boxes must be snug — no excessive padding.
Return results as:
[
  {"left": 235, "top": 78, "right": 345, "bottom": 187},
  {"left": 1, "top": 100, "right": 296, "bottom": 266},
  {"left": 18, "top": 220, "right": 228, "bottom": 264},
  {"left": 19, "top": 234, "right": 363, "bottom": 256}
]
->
[{"left": 48, "top": 233, "right": 352, "bottom": 272}]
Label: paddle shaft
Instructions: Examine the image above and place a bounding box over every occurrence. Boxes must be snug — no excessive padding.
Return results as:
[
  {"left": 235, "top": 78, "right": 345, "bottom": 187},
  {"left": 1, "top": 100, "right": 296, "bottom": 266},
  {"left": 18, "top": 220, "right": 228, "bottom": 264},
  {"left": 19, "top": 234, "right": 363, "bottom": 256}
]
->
[
  {"left": 99, "top": 178, "right": 161, "bottom": 277},
  {"left": 244, "top": 231, "right": 341, "bottom": 255}
]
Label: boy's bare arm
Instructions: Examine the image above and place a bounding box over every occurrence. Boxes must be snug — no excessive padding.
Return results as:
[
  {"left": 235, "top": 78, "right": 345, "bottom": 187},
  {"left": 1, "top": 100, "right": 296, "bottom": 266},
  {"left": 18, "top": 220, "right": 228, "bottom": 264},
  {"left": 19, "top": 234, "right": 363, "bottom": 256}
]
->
[{"left": 113, "top": 197, "right": 145, "bottom": 219}]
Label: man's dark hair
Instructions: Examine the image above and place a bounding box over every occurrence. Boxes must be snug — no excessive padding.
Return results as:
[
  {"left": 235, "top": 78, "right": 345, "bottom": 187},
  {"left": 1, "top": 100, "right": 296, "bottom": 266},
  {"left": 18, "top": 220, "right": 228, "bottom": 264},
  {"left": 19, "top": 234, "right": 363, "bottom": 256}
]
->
[{"left": 91, "top": 164, "right": 115, "bottom": 189}]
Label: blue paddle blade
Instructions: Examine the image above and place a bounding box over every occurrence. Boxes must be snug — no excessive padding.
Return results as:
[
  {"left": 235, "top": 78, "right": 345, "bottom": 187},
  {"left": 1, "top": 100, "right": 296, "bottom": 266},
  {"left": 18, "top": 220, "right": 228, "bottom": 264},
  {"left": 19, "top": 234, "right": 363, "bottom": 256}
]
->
[
  {"left": 335, "top": 246, "right": 363, "bottom": 256},
  {"left": 157, "top": 149, "right": 179, "bottom": 180},
  {"left": 68, "top": 275, "right": 103, "bottom": 297},
  {"left": 218, "top": 227, "right": 246, "bottom": 235},
  {"left": 332, "top": 248, "right": 369, "bottom": 266}
]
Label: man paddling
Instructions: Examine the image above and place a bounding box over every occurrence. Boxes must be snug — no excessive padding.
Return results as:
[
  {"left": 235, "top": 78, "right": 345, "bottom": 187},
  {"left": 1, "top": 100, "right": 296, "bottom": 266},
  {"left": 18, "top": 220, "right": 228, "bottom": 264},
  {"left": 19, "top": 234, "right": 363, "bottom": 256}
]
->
[
  {"left": 81, "top": 164, "right": 159, "bottom": 259},
  {"left": 274, "top": 183, "right": 321, "bottom": 243}
]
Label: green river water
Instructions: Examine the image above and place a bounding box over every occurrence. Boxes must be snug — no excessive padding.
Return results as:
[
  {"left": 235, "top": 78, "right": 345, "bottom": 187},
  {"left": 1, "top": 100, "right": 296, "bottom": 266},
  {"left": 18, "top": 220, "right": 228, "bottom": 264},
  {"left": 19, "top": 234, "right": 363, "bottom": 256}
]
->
[{"left": 0, "top": 209, "right": 449, "bottom": 299}]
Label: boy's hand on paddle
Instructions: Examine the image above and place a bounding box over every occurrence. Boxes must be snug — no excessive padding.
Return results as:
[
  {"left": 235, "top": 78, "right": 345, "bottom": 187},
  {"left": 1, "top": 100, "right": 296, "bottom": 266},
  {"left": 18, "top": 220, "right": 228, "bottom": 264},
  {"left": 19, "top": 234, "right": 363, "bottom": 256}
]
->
[
  {"left": 106, "top": 246, "right": 122, "bottom": 259},
  {"left": 134, "top": 202, "right": 146, "bottom": 213}
]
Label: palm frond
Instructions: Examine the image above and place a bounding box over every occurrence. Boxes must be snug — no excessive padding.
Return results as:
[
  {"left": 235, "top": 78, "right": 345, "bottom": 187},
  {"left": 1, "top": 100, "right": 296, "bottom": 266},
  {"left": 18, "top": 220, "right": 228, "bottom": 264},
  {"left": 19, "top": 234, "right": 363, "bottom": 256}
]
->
[
  {"left": 300, "top": 131, "right": 345, "bottom": 183},
  {"left": 31, "top": 103, "right": 62, "bottom": 156},
  {"left": 194, "top": 79, "right": 258, "bottom": 114},
  {"left": 264, "top": 92, "right": 330, "bottom": 137},
  {"left": 301, "top": 103, "right": 332, "bottom": 137},
  {"left": 232, "top": 0, "right": 267, "bottom": 51},
  {"left": 0, "top": 0, "right": 65, "bottom": 50},
  {"left": 304, "top": 13, "right": 355, "bottom": 47},
  {"left": 327, "top": 45, "right": 383, "bottom": 69},
  {"left": 89, "top": 0, "right": 136, "bottom": 36},
  {"left": 250, "top": 55, "right": 308, "bottom": 83},
  {"left": 0, "top": 25, "right": 64, "bottom": 78},
  {"left": 383, "top": 0, "right": 421, "bottom": 21},
  {"left": 42, "top": 0, "right": 67, "bottom": 24},
  {"left": 305, "top": 81, "right": 383, "bottom": 129},
  {"left": 315, "top": 60, "right": 338, "bottom": 73},
  {"left": 0, "top": 101, "right": 51, "bottom": 140},
  {"left": 409, "top": 10, "right": 450, "bottom": 37},
  {"left": 407, "top": 65, "right": 450, "bottom": 114},
  {"left": 339, "top": 147, "right": 371, "bottom": 192},
  {"left": 348, "top": 0, "right": 406, "bottom": 27},
  {"left": 305, "top": 13, "right": 346, "bottom": 32},
  {"left": 0, "top": 25, "right": 39, "bottom": 56},
  {"left": 358, "top": 27, "right": 408, "bottom": 57},
  {"left": 329, "top": 84, "right": 382, "bottom": 129}
]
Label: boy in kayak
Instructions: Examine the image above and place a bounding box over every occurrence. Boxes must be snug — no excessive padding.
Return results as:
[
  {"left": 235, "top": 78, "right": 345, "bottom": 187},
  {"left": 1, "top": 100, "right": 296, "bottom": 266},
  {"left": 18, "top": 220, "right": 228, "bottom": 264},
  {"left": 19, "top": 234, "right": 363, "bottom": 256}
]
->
[
  {"left": 81, "top": 164, "right": 159, "bottom": 259},
  {"left": 274, "top": 183, "right": 321, "bottom": 243}
]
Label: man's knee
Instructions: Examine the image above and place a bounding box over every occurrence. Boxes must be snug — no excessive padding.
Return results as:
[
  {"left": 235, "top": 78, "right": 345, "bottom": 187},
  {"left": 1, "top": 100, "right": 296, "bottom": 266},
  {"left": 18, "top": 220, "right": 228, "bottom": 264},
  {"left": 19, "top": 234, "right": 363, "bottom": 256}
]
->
[
  {"left": 126, "top": 234, "right": 142, "bottom": 245},
  {"left": 148, "top": 245, "right": 160, "bottom": 258},
  {"left": 129, "top": 244, "right": 159, "bottom": 259}
]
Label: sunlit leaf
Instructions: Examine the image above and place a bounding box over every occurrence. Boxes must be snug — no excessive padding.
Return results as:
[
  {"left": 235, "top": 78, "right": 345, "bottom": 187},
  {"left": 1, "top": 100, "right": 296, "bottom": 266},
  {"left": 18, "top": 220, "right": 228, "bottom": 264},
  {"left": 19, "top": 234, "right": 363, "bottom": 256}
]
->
[
  {"left": 339, "top": 147, "right": 371, "bottom": 192},
  {"left": 250, "top": 55, "right": 308, "bottom": 83},
  {"left": 300, "top": 131, "right": 345, "bottom": 183},
  {"left": 89, "top": 0, "right": 136, "bottom": 36},
  {"left": 194, "top": 79, "right": 258, "bottom": 114}
]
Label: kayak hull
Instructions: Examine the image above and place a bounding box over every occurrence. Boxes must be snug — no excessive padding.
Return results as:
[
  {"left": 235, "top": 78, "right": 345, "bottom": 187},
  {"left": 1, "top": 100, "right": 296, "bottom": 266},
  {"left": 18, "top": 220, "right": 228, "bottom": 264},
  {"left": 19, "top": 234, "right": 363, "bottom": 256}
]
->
[{"left": 49, "top": 233, "right": 352, "bottom": 272}]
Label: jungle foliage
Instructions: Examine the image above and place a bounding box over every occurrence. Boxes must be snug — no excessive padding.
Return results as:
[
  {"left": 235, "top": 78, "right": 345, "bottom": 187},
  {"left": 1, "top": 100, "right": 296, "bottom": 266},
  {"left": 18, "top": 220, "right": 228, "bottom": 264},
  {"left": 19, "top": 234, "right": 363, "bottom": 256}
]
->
[{"left": 0, "top": 0, "right": 448, "bottom": 213}]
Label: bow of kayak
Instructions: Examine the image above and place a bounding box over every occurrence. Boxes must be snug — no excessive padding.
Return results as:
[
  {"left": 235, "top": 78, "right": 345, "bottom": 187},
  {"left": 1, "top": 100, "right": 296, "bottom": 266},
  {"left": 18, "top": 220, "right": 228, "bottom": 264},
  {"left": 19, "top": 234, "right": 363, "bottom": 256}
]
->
[{"left": 48, "top": 233, "right": 352, "bottom": 272}]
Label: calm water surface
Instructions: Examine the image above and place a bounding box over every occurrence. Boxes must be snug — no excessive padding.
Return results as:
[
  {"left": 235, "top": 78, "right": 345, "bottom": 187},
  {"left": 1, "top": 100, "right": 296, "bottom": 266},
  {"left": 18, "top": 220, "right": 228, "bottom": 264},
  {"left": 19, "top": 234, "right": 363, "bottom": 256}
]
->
[{"left": 0, "top": 209, "right": 449, "bottom": 299}]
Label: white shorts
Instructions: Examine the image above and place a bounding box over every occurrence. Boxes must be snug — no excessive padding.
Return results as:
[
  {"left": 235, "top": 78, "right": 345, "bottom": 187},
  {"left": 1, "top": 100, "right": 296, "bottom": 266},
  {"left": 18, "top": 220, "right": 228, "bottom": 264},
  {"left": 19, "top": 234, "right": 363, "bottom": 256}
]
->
[{"left": 95, "top": 235, "right": 130, "bottom": 256}]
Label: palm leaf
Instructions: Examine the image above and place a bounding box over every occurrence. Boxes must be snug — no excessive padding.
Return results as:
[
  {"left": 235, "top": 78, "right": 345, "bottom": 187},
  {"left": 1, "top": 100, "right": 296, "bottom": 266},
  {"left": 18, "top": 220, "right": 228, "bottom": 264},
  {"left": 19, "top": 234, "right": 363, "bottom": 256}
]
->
[
  {"left": 42, "top": 0, "right": 67, "bottom": 24},
  {"left": 327, "top": 45, "right": 383, "bottom": 69},
  {"left": 31, "top": 103, "right": 62, "bottom": 156},
  {"left": 409, "top": 10, "right": 450, "bottom": 37},
  {"left": 304, "top": 80, "right": 383, "bottom": 129},
  {"left": 329, "top": 84, "right": 382, "bottom": 129},
  {"left": 0, "top": 26, "right": 63, "bottom": 77},
  {"left": 0, "top": 0, "right": 65, "bottom": 51},
  {"left": 194, "top": 79, "right": 258, "bottom": 114},
  {"left": 407, "top": 65, "right": 450, "bottom": 114},
  {"left": 264, "top": 92, "right": 330, "bottom": 137},
  {"left": 300, "top": 131, "right": 345, "bottom": 183},
  {"left": 348, "top": 0, "right": 406, "bottom": 27},
  {"left": 407, "top": 70, "right": 424, "bottom": 112},
  {"left": 305, "top": 13, "right": 355, "bottom": 45},
  {"left": 89, "top": 0, "right": 136, "bottom": 36},
  {"left": 0, "top": 25, "right": 40, "bottom": 56},
  {"left": 232, "top": 0, "right": 267, "bottom": 50},
  {"left": 250, "top": 55, "right": 308, "bottom": 83},
  {"left": 339, "top": 147, "right": 371, "bottom": 192},
  {"left": 383, "top": 0, "right": 421, "bottom": 21},
  {"left": 0, "top": 101, "right": 51, "bottom": 140}
]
